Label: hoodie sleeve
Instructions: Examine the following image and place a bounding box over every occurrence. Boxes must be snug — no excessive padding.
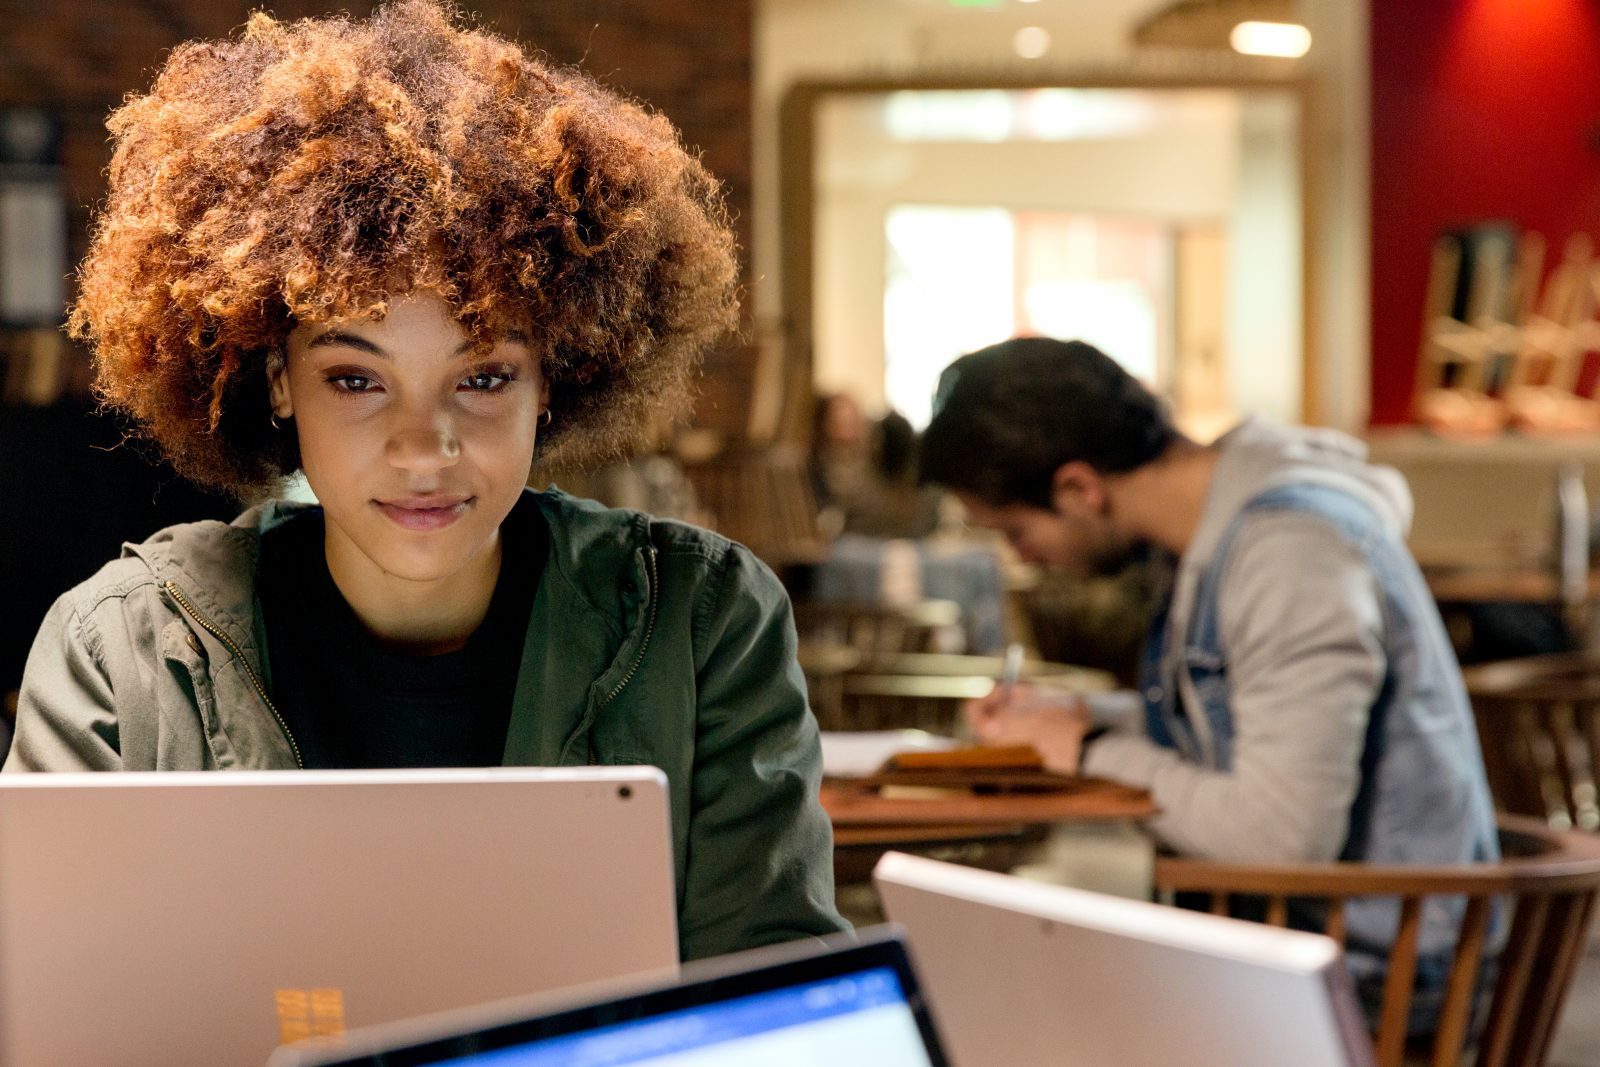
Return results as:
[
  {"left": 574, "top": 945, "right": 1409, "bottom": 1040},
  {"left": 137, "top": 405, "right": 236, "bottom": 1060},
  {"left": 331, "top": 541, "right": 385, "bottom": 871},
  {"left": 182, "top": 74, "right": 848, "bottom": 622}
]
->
[
  {"left": 677, "top": 542, "right": 849, "bottom": 960},
  {"left": 1081, "top": 511, "right": 1384, "bottom": 862}
]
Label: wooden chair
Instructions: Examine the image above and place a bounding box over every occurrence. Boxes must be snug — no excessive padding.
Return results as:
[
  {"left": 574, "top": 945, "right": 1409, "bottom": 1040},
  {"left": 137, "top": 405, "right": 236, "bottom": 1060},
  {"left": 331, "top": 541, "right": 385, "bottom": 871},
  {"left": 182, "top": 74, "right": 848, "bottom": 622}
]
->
[
  {"left": 680, "top": 442, "right": 826, "bottom": 566},
  {"left": 798, "top": 647, "right": 1116, "bottom": 734},
  {"left": 1153, "top": 815, "right": 1600, "bottom": 1067},
  {"left": 829, "top": 672, "right": 988, "bottom": 734},
  {"left": 797, "top": 669, "right": 987, "bottom": 733},
  {"left": 793, "top": 598, "right": 963, "bottom": 657},
  {"left": 1463, "top": 651, "right": 1600, "bottom": 830},
  {"left": 795, "top": 600, "right": 965, "bottom": 729},
  {"left": 1412, "top": 230, "right": 1519, "bottom": 438}
]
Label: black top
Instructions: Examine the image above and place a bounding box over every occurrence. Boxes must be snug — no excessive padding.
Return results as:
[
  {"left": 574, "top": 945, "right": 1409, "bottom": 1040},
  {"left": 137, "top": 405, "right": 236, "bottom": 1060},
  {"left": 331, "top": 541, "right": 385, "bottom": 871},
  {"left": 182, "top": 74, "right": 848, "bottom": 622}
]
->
[{"left": 257, "top": 501, "right": 546, "bottom": 768}]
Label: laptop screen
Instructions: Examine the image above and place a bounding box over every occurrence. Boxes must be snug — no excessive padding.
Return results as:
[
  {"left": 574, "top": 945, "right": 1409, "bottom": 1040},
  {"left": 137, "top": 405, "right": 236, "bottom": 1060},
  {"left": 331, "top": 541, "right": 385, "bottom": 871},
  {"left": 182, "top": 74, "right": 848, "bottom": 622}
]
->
[
  {"left": 273, "top": 929, "right": 949, "bottom": 1067},
  {"left": 434, "top": 964, "right": 933, "bottom": 1067}
]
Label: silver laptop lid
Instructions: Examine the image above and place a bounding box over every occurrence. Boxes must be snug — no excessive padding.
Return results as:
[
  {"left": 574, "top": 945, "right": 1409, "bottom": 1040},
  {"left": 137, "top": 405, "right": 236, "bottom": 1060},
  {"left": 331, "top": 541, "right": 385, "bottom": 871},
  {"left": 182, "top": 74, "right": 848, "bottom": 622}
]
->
[
  {"left": 0, "top": 768, "right": 678, "bottom": 1067},
  {"left": 875, "top": 851, "right": 1376, "bottom": 1067}
]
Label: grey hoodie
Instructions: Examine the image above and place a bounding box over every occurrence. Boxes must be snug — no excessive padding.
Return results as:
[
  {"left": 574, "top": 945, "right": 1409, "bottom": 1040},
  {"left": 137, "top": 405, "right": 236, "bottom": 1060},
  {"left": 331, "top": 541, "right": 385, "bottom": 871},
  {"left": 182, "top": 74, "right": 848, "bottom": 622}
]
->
[{"left": 1083, "top": 418, "right": 1439, "bottom": 862}]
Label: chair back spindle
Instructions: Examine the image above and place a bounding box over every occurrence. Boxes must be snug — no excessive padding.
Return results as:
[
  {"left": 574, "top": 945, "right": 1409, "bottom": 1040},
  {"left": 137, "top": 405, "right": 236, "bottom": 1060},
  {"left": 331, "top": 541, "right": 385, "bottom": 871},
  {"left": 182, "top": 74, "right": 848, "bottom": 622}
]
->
[
  {"left": 1465, "top": 652, "right": 1600, "bottom": 829},
  {"left": 1153, "top": 817, "right": 1600, "bottom": 1067}
]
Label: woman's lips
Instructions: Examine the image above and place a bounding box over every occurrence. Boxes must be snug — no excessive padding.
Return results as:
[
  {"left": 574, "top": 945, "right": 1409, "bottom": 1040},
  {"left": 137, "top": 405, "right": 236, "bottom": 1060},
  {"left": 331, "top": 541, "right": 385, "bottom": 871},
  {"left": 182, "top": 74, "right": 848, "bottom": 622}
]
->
[{"left": 374, "top": 496, "right": 473, "bottom": 531}]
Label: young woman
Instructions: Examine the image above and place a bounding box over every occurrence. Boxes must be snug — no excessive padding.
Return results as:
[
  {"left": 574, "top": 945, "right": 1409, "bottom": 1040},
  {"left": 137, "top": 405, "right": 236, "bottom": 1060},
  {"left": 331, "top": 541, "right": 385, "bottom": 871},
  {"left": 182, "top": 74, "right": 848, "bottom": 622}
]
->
[{"left": 8, "top": 0, "right": 847, "bottom": 961}]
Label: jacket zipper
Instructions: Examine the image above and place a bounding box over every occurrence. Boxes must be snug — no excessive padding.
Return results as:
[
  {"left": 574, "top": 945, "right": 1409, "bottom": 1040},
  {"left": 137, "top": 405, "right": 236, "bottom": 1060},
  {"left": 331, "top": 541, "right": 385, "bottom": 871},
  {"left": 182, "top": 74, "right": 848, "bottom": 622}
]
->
[
  {"left": 164, "top": 580, "right": 305, "bottom": 769},
  {"left": 599, "top": 546, "right": 659, "bottom": 709}
]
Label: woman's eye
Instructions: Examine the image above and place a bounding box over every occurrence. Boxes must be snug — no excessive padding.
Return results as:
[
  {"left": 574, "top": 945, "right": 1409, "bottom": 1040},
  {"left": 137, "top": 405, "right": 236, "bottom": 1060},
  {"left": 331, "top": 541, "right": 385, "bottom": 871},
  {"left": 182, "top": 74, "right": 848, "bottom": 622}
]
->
[
  {"left": 328, "top": 375, "right": 375, "bottom": 393},
  {"left": 461, "top": 369, "right": 513, "bottom": 392}
]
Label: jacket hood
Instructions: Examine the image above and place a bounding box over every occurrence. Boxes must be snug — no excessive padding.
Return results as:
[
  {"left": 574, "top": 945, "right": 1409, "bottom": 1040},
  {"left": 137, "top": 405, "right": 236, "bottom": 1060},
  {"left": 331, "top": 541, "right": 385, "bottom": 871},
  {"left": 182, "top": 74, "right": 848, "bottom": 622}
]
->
[{"left": 1184, "top": 417, "right": 1414, "bottom": 574}]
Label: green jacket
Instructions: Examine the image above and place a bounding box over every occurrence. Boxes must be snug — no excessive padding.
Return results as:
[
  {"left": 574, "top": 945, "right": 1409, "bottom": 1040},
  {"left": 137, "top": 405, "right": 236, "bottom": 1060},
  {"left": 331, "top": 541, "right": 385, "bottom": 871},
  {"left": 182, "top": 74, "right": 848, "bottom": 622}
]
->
[{"left": 8, "top": 488, "right": 847, "bottom": 961}]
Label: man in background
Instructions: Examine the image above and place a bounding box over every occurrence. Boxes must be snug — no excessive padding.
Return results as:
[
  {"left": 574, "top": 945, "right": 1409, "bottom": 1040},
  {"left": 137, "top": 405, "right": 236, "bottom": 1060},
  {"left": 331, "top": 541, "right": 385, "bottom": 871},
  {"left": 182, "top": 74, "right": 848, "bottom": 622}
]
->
[{"left": 920, "top": 336, "right": 1498, "bottom": 1023}]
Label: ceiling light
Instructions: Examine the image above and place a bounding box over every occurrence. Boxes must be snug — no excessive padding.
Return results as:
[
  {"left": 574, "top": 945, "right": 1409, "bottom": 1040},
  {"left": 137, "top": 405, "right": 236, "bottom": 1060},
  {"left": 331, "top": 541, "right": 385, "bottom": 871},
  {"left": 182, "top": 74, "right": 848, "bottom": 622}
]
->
[
  {"left": 1133, "top": 1, "right": 1308, "bottom": 58},
  {"left": 1229, "top": 20, "right": 1311, "bottom": 58},
  {"left": 1013, "top": 26, "right": 1050, "bottom": 59}
]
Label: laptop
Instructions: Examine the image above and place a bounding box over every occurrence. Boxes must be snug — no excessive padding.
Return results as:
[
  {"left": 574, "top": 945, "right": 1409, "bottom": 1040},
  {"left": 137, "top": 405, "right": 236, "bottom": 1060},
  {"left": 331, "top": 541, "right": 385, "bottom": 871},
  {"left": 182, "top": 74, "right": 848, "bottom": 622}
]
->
[
  {"left": 875, "top": 852, "right": 1377, "bottom": 1067},
  {"left": 269, "top": 925, "right": 950, "bottom": 1067},
  {"left": 0, "top": 768, "right": 679, "bottom": 1067}
]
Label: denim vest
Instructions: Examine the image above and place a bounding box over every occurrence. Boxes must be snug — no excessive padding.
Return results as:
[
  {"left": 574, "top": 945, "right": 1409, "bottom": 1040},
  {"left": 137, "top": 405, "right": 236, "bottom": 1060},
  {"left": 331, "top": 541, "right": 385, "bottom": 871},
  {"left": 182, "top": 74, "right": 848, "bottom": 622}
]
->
[{"left": 1141, "top": 482, "right": 1499, "bottom": 1013}]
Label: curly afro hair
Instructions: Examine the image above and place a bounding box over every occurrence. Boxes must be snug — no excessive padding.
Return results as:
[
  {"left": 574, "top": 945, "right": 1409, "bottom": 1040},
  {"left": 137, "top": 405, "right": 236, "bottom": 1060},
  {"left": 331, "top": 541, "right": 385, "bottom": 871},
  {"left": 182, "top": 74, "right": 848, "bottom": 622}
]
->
[{"left": 70, "top": 0, "right": 740, "bottom": 496}]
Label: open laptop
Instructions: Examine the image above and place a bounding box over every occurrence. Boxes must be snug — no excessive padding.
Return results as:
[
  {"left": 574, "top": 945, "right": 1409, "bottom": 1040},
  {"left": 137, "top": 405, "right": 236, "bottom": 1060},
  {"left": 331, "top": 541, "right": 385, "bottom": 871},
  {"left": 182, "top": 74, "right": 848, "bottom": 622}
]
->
[
  {"left": 269, "top": 926, "right": 950, "bottom": 1067},
  {"left": 875, "top": 852, "right": 1377, "bottom": 1067},
  {"left": 0, "top": 768, "right": 679, "bottom": 1067}
]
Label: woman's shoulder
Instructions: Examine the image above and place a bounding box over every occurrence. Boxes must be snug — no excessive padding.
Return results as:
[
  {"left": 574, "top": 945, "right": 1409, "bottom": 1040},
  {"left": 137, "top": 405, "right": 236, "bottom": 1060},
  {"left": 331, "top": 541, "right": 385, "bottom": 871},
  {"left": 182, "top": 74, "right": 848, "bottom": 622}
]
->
[
  {"left": 533, "top": 487, "right": 781, "bottom": 614},
  {"left": 56, "top": 501, "right": 314, "bottom": 619},
  {"left": 535, "top": 487, "right": 739, "bottom": 565}
]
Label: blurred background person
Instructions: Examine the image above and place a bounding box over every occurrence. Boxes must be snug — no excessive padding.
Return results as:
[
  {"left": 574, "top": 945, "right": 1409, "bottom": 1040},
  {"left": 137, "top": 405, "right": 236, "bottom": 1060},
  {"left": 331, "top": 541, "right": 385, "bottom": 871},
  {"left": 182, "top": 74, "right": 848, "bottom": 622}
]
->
[{"left": 922, "top": 335, "right": 1499, "bottom": 1031}]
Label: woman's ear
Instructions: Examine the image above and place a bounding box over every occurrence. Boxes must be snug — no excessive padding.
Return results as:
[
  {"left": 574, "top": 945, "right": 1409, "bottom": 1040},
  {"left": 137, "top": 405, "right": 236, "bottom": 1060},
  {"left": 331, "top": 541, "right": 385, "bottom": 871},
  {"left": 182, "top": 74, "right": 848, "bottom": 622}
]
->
[
  {"left": 1050, "top": 461, "right": 1107, "bottom": 516},
  {"left": 267, "top": 351, "right": 293, "bottom": 419}
]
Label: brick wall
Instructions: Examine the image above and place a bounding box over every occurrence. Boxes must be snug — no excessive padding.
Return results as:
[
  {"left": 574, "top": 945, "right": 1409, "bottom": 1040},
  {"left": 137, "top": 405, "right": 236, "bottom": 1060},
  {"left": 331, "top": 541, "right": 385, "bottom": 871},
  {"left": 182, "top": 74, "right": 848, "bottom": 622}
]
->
[{"left": 0, "top": 0, "right": 755, "bottom": 430}]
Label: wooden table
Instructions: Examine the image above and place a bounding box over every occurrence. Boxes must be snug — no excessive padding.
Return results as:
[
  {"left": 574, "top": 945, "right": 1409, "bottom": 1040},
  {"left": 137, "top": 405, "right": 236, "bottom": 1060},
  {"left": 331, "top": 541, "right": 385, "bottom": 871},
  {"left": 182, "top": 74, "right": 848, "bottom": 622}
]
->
[
  {"left": 797, "top": 644, "right": 1116, "bottom": 690},
  {"left": 822, "top": 777, "right": 1157, "bottom": 897},
  {"left": 800, "top": 655, "right": 1118, "bottom": 734},
  {"left": 1425, "top": 567, "right": 1600, "bottom": 605},
  {"left": 822, "top": 777, "right": 1156, "bottom": 829},
  {"left": 859, "top": 652, "right": 1115, "bottom": 691},
  {"left": 1423, "top": 566, "right": 1597, "bottom": 654}
]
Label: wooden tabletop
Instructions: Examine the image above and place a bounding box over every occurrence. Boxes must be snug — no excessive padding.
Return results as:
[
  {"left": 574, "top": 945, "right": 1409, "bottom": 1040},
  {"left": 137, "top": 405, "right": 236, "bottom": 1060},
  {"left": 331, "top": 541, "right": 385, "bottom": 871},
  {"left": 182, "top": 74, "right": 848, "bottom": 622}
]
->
[
  {"left": 853, "top": 652, "right": 1115, "bottom": 689},
  {"left": 821, "top": 777, "right": 1157, "bottom": 827},
  {"left": 831, "top": 821, "right": 1037, "bottom": 848},
  {"left": 797, "top": 645, "right": 1117, "bottom": 693},
  {"left": 1425, "top": 567, "right": 1600, "bottom": 605}
]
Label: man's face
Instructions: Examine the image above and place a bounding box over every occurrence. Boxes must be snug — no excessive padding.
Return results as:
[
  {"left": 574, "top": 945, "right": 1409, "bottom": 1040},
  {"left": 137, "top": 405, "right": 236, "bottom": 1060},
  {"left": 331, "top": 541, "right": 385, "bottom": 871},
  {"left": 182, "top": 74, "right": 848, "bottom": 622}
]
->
[
  {"left": 956, "top": 491, "right": 1137, "bottom": 575},
  {"left": 270, "top": 289, "right": 547, "bottom": 589}
]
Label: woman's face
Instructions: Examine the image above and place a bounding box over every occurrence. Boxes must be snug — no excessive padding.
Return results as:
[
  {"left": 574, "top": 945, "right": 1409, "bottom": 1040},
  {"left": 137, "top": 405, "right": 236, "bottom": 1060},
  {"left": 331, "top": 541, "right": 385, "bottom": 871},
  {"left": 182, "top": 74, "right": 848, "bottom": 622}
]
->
[{"left": 269, "top": 290, "right": 547, "bottom": 588}]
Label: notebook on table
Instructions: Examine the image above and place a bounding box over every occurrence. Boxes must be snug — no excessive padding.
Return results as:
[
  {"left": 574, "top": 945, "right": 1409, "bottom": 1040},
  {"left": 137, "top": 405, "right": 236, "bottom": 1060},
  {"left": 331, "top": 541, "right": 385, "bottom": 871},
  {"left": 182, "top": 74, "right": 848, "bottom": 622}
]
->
[
  {"left": 268, "top": 926, "right": 950, "bottom": 1067},
  {"left": 0, "top": 768, "right": 679, "bottom": 1067}
]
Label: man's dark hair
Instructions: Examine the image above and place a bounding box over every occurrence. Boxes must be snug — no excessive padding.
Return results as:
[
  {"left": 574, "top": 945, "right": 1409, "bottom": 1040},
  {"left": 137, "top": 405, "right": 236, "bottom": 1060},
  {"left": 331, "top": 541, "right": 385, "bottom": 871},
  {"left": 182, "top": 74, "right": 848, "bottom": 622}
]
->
[
  {"left": 873, "top": 409, "right": 918, "bottom": 483},
  {"left": 920, "top": 336, "right": 1178, "bottom": 509}
]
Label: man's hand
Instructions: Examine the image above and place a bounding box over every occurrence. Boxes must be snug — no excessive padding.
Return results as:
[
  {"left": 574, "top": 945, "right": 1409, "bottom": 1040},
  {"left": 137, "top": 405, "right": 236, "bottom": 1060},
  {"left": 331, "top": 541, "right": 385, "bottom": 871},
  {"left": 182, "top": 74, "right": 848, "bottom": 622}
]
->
[{"left": 963, "top": 682, "right": 1094, "bottom": 775}]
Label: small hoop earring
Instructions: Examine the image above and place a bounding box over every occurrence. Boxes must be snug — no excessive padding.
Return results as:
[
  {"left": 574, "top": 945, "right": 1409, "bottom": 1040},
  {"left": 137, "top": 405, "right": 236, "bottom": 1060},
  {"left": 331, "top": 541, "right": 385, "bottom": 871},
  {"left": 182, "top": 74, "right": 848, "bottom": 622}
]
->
[
  {"left": 539, "top": 409, "right": 552, "bottom": 427},
  {"left": 270, "top": 413, "right": 281, "bottom": 431}
]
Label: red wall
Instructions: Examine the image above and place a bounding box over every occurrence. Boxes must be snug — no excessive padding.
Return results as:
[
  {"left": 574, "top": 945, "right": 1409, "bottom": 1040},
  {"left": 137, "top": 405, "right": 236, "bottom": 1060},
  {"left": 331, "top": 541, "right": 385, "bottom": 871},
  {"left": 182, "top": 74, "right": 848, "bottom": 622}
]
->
[{"left": 1369, "top": 0, "right": 1600, "bottom": 424}]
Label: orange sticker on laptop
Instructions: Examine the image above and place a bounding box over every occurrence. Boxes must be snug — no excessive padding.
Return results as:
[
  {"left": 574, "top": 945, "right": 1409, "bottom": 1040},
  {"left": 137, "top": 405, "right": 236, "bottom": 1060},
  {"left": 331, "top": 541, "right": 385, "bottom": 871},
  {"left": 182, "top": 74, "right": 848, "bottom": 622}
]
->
[
  {"left": 275, "top": 989, "right": 312, "bottom": 1044},
  {"left": 311, "top": 988, "right": 347, "bottom": 1036},
  {"left": 276, "top": 987, "right": 347, "bottom": 1044}
]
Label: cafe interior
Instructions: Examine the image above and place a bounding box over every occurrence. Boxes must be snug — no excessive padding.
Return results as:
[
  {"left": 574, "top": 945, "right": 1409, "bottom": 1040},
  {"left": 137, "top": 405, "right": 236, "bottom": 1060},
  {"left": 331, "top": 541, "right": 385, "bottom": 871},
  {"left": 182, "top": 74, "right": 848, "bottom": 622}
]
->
[{"left": 5, "top": 0, "right": 1600, "bottom": 1064}]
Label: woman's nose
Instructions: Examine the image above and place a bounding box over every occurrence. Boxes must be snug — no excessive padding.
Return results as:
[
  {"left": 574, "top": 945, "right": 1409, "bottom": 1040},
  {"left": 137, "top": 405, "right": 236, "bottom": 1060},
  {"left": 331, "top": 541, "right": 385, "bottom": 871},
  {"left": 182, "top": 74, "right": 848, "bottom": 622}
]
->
[{"left": 385, "top": 413, "right": 461, "bottom": 475}]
